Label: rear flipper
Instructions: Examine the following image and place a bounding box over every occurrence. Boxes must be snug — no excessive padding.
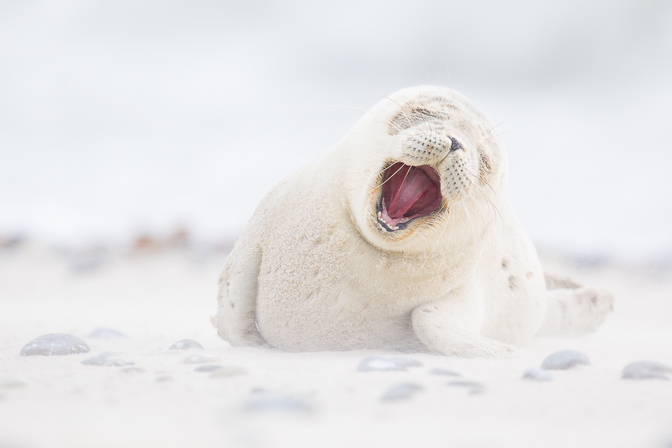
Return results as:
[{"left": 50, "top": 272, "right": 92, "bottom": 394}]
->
[{"left": 536, "top": 273, "right": 615, "bottom": 337}]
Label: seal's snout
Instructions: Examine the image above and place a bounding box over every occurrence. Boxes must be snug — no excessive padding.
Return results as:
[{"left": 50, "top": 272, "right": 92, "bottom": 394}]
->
[{"left": 376, "top": 163, "right": 442, "bottom": 231}]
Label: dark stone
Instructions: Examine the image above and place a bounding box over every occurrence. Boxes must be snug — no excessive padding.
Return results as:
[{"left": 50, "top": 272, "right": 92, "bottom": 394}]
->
[
  {"left": 622, "top": 361, "right": 672, "bottom": 380},
  {"left": 523, "top": 368, "right": 553, "bottom": 382},
  {"left": 81, "top": 352, "right": 134, "bottom": 367},
  {"left": 381, "top": 383, "right": 423, "bottom": 401},
  {"left": 428, "top": 368, "right": 462, "bottom": 377},
  {"left": 169, "top": 339, "right": 203, "bottom": 350},
  {"left": 447, "top": 380, "right": 485, "bottom": 395},
  {"left": 357, "top": 356, "right": 422, "bottom": 372},
  {"left": 88, "top": 328, "right": 126, "bottom": 339},
  {"left": 541, "top": 350, "right": 591, "bottom": 370},
  {"left": 20, "top": 333, "right": 90, "bottom": 356}
]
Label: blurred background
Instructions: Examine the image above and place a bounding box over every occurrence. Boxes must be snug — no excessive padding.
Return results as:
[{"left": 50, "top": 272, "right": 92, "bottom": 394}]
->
[{"left": 1, "top": 0, "right": 671, "bottom": 261}]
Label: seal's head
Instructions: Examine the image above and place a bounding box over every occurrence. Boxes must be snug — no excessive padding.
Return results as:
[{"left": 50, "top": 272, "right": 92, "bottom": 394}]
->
[{"left": 344, "top": 86, "right": 507, "bottom": 253}]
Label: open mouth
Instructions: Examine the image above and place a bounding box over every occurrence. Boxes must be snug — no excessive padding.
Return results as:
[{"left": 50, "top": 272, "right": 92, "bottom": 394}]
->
[{"left": 376, "top": 162, "right": 443, "bottom": 231}]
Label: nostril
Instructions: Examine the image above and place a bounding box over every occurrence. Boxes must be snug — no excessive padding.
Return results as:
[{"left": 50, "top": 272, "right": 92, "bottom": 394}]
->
[{"left": 449, "top": 137, "right": 463, "bottom": 152}]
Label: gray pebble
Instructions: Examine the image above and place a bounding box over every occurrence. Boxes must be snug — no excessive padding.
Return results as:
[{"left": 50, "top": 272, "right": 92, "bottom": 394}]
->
[
  {"left": 381, "top": 383, "right": 423, "bottom": 401},
  {"left": 622, "top": 361, "right": 672, "bottom": 380},
  {"left": 523, "top": 368, "right": 554, "bottom": 382},
  {"left": 242, "top": 394, "right": 313, "bottom": 414},
  {"left": 541, "top": 350, "right": 591, "bottom": 370},
  {"left": 20, "top": 333, "right": 90, "bottom": 356},
  {"left": 0, "top": 375, "right": 29, "bottom": 389},
  {"left": 194, "top": 364, "right": 222, "bottom": 372},
  {"left": 182, "top": 354, "right": 218, "bottom": 364},
  {"left": 169, "top": 339, "right": 204, "bottom": 350},
  {"left": 428, "top": 368, "right": 462, "bottom": 377},
  {"left": 447, "top": 380, "right": 486, "bottom": 395},
  {"left": 390, "top": 358, "right": 423, "bottom": 368},
  {"left": 122, "top": 367, "right": 145, "bottom": 374},
  {"left": 357, "top": 356, "right": 421, "bottom": 372},
  {"left": 182, "top": 354, "right": 207, "bottom": 364},
  {"left": 82, "top": 352, "right": 134, "bottom": 367},
  {"left": 88, "top": 328, "right": 126, "bottom": 339},
  {"left": 210, "top": 366, "right": 248, "bottom": 378},
  {"left": 155, "top": 375, "right": 174, "bottom": 382}
]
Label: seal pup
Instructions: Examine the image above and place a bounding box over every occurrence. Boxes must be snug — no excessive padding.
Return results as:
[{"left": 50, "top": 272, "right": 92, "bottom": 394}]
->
[{"left": 214, "top": 86, "right": 613, "bottom": 357}]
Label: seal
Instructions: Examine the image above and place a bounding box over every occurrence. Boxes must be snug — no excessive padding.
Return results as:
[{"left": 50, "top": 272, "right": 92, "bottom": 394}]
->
[{"left": 213, "top": 86, "right": 614, "bottom": 357}]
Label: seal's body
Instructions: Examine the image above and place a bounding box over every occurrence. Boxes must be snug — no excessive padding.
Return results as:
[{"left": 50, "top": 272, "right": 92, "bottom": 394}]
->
[{"left": 215, "top": 86, "right": 613, "bottom": 357}]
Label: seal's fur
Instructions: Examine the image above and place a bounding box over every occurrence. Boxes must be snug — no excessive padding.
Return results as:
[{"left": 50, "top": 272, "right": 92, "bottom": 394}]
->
[{"left": 214, "top": 86, "right": 613, "bottom": 357}]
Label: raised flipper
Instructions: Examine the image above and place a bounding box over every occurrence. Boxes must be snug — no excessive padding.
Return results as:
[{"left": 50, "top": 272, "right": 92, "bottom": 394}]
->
[{"left": 536, "top": 273, "right": 614, "bottom": 337}]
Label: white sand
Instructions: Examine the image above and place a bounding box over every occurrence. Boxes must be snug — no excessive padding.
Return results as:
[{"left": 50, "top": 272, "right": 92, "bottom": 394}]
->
[{"left": 1, "top": 246, "right": 671, "bottom": 448}]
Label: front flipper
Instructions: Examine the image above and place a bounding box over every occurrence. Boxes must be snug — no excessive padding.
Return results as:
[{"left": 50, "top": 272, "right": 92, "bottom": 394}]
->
[
  {"left": 213, "top": 240, "right": 267, "bottom": 347},
  {"left": 411, "top": 300, "right": 516, "bottom": 358}
]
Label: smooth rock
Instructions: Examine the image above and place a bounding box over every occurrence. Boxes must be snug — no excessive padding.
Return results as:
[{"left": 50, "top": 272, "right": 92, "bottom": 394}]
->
[
  {"left": 210, "top": 366, "right": 248, "bottom": 378},
  {"left": 381, "top": 383, "right": 423, "bottom": 401},
  {"left": 622, "top": 361, "right": 672, "bottom": 380},
  {"left": 155, "top": 375, "right": 174, "bottom": 382},
  {"left": 182, "top": 354, "right": 218, "bottom": 364},
  {"left": 523, "top": 368, "right": 554, "bottom": 382},
  {"left": 20, "top": 333, "right": 90, "bottom": 356},
  {"left": 428, "top": 368, "right": 462, "bottom": 377},
  {"left": 358, "top": 356, "right": 421, "bottom": 372},
  {"left": 82, "top": 352, "right": 134, "bottom": 367},
  {"left": 541, "top": 350, "right": 591, "bottom": 370},
  {"left": 169, "top": 339, "right": 204, "bottom": 350},
  {"left": 0, "top": 375, "right": 28, "bottom": 389},
  {"left": 390, "top": 358, "right": 423, "bottom": 368},
  {"left": 194, "top": 364, "right": 222, "bottom": 372},
  {"left": 242, "top": 394, "right": 313, "bottom": 414},
  {"left": 447, "top": 380, "right": 486, "bottom": 395},
  {"left": 88, "top": 328, "right": 126, "bottom": 339}
]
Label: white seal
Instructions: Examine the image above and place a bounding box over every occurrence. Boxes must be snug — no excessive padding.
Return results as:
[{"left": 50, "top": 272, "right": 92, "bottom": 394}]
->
[{"left": 214, "top": 86, "right": 613, "bottom": 357}]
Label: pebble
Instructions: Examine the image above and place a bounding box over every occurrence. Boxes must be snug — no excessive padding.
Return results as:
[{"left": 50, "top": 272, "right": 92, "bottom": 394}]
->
[
  {"left": 242, "top": 394, "right": 313, "bottom": 414},
  {"left": 20, "top": 333, "right": 90, "bottom": 356},
  {"left": 0, "top": 376, "right": 29, "bottom": 389},
  {"left": 210, "top": 366, "right": 248, "bottom": 378},
  {"left": 169, "top": 339, "right": 204, "bottom": 350},
  {"left": 182, "top": 354, "right": 218, "bottom": 364},
  {"left": 541, "top": 350, "right": 591, "bottom": 370},
  {"left": 155, "top": 375, "right": 174, "bottom": 382},
  {"left": 447, "top": 380, "right": 486, "bottom": 395},
  {"left": 523, "top": 368, "right": 554, "bottom": 382},
  {"left": 122, "top": 367, "right": 145, "bottom": 374},
  {"left": 428, "top": 368, "right": 462, "bottom": 377},
  {"left": 194, "top": 364, "right": 223, "bottom": 372},
  {"left": 622, "top": 361, "right": 672, "bottom": 380},
  {"left": 357, "top": 356, "right": 422, "bottom": 372},
  {"left": 81, "top": 352, "right": 134, "bottom": 367},
  {"left": 88, "top": 328, "right": 126, "bottom": 339},
  {"left": 381, "top": 383, "right": 423, "bottom": 401}
]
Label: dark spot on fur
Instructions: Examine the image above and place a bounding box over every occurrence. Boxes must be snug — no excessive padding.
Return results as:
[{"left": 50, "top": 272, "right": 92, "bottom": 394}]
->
[
  {"left": 545, "top": 274, "right": 582, "bottom": 290},
  {"left": 526, "top": 271, "right": 533, "bottom": 279},
  {"left": 229, "top": 301, "right": 235, "bottom": 309},
  {"left": 509, "top": 275, "right": 518, "bottom": 291},
  {"left": 501, "top": 259, "right": 509, "bottom": 269},
  {"left": 479, "top": 152, "right": 492, "bottom": 184}
]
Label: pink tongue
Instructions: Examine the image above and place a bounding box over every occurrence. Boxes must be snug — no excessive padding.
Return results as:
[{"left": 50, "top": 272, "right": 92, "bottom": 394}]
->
[{"left": 381, "top": 163, "right": 442, "bottom": 227}]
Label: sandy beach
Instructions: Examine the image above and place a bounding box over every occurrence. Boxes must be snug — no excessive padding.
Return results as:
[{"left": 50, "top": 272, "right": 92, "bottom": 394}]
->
[{"left": 1, "top": 244, "right": 671, "bottom": 448}]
